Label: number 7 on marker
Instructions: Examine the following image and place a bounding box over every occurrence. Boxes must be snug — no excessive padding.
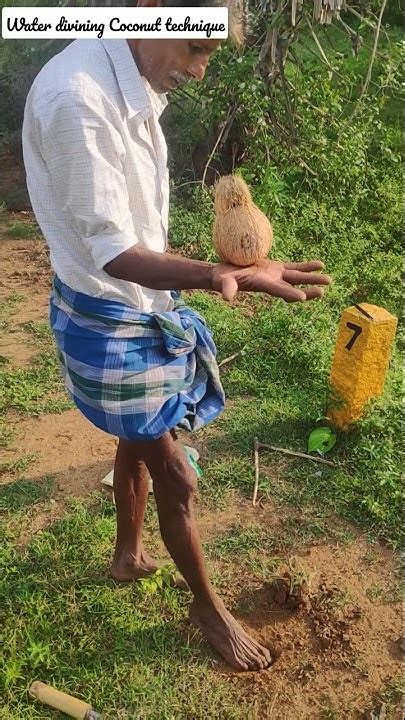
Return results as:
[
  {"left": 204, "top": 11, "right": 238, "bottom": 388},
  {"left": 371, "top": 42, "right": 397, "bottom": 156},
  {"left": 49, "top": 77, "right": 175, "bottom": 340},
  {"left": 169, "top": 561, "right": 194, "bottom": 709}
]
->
[{"left": 345, "top": 322, "right": 362, "bottom": 351}]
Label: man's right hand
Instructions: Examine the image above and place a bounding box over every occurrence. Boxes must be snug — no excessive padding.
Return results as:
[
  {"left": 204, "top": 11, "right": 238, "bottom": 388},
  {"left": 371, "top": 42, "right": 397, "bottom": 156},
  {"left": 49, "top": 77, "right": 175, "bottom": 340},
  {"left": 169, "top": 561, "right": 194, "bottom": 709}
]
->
[
  {"left": 211, "top": 259, "right": 332, "bottom": 303},
  {"left": 105, "top": 246, "right": 332, "bottom": 302}
]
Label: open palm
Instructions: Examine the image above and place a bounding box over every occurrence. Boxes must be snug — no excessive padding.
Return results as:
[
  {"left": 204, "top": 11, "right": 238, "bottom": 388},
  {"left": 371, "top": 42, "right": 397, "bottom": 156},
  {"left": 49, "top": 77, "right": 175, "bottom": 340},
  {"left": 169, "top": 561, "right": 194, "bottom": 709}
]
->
[{"left": 212, "top": 259, "right": 332, "bottom": 303}]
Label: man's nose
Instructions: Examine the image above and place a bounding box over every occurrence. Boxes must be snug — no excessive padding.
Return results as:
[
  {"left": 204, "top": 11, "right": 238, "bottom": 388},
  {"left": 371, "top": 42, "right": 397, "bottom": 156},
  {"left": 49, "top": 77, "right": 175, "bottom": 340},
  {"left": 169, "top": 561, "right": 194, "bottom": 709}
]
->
[{"left": 187, "top": 58, "right": 209, "bottom": 82}]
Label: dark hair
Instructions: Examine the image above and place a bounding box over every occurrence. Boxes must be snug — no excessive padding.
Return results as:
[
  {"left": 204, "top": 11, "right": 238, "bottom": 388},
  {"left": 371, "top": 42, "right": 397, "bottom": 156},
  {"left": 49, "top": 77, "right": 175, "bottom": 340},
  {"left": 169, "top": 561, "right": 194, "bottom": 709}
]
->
[{"left": 161, "top": 0, "right": 246, "bottom": 44}]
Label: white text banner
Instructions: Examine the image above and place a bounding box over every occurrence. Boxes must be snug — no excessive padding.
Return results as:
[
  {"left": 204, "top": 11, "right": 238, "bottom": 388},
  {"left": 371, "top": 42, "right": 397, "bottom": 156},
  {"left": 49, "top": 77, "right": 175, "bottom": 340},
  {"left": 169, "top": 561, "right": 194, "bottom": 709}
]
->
[{"left": 2, "top": 7, "right": 228, "bottom": 40}]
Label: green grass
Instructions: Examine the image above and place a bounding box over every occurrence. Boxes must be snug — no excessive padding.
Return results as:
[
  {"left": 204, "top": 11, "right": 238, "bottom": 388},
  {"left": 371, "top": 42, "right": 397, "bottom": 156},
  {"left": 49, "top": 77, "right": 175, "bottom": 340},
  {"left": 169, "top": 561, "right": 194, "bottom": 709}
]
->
[
  {"left": 0, "top": 476, "right": 55, "bottom": 513},
  {"left": 22, "top": 320, "right": 54, "bottom": 343},
  {"left": 1, "top": 489, "right": 401, "bottom": 718},
  {"left": 0, "top": 319, "right": 72, "bottom": 416},
  {"left": 0, "top": 418, "right": 16, "bottom": 449},
  {"left": 186, "top": 291, "right": 403, "bottom": 547},
  {"left": 375, "top": 677, "right": 404, "bottom": 717},
  {"left": 0, "top": 453, "right": 39, "bottom": 479},
  {"left": 0, "top": 302, "right": 72, "bottom": 416},
  {"left": 6, "top": 220, "right": 39, "bottom": 239},
  {"left": 365, "top": 582, "right": 402, "bottom": 605},
  {"left": 0, "top": 291, "right": 25, "bottom": 331},
  {"left": 0, "top": 497, "right": 251, "bottom": 720},
  {"left": 0, "top": 353, "right": 72, "bottom": 416},
  {"left": 205, "top": 523, "right": 284, "bottom": 579}
]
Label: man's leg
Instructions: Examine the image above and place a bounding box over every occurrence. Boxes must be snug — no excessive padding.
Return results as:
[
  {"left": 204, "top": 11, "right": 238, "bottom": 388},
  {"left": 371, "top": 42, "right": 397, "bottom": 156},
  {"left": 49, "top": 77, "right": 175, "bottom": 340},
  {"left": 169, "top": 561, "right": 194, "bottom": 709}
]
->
[
  {"left": 138, "top": 432, "right": 272, "bottom": 672},
  {"left": 110, "top": 438, "right": 159, "bottom": 582}
]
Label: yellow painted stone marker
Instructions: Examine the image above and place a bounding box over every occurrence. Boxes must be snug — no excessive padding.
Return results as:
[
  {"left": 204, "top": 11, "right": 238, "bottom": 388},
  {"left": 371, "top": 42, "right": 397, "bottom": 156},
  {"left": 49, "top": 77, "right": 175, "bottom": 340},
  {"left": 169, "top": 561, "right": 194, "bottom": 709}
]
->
[{"left": 327, "top": 303, "right": 397, "bottom": 429}]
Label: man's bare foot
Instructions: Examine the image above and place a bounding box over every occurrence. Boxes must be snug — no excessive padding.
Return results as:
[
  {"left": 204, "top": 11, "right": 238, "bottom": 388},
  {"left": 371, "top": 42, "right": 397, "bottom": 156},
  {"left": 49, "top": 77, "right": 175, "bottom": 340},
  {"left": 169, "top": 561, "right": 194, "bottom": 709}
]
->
[
  {"left": 110, "top": 550, "right": 159, "bottom": 582},
  {"left": 110, "top": 550, "right": 188, "bottom": 589},
  {"left": 190, "top": 598, "right": 273, "bottom": 671}
]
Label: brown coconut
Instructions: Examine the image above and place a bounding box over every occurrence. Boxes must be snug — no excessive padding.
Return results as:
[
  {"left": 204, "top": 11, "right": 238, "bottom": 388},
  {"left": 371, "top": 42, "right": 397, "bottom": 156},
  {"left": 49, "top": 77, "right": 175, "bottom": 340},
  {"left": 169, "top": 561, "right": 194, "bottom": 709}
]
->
[{"left": 213, "top": 175, "right": 273, "bottom": 266}]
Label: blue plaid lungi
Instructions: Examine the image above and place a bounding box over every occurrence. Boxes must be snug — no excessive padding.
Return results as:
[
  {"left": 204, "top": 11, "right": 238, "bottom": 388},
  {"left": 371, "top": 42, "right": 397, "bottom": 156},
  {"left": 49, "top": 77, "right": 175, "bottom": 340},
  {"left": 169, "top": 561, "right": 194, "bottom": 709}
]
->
[{"left": 49, "top": 277, "right": 225, "bottom": 440}]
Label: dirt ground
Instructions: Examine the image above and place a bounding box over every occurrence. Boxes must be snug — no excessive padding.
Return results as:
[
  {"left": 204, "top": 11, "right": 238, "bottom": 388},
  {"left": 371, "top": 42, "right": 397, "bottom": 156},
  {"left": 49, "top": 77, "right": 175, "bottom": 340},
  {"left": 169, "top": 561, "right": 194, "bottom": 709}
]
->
[{"left": 0, "top": 222, "right": 403, "bottom": 719}]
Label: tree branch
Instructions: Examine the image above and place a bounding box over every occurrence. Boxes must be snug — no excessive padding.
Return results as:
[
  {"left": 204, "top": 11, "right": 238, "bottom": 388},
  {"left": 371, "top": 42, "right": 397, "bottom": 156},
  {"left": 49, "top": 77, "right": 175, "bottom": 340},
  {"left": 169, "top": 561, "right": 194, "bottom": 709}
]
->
[
  {"left": 306, "top": 15, "right": 331, "bottom": 67},
  {"left": 201, "top": 106, "right": 237, "bottom": 186},
  {"left": 346, "top": 0, "right": 388, "bottom": 122}
]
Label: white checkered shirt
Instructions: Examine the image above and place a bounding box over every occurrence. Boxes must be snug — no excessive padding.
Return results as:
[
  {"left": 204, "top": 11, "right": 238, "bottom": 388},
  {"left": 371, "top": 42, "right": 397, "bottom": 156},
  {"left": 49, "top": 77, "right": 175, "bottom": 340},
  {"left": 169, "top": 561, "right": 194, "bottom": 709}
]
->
[{"left": 22, "top": 39, "right": 174, "bottom": 313}]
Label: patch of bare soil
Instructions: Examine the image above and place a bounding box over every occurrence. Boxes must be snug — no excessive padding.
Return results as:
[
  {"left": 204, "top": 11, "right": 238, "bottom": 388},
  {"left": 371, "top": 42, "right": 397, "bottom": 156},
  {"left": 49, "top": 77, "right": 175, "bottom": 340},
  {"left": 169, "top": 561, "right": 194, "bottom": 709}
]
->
[
  {"left": 198, "top": 491, "right": 262, "bottom": 538},
  {"left": 220, "top": 535, "right": 402, "bottom": 719},
  {"left": 1, "top": 410, "right": 118, "bottom": 543},
  {"left": 0, "top": 224, "right": 51, "bottom": 367},
  {"left": 0, "top": 329, "right": 39, "bottom": 368},
  {"left": 0, "top": 230, "right": 52, "bottom": 367},
  {"left": 0, "top": 230, "right": 116, "bottom": 533},
  {"left": 0, "top": 229, "right": 52, "bottom": 295}
]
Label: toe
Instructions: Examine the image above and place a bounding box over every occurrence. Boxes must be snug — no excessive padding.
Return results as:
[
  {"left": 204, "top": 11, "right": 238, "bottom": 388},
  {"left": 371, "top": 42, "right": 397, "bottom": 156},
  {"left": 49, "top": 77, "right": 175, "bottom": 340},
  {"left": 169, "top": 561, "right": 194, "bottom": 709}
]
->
[
  {"left": 255, "top": 644, "right": 272, "bottom": 669},
  {"left": 234, "top": 657, "right": 249, "bottom": 672},
  {"left": 261, "top": 646, "right": 273, "bottom": 667},
  {"left": 250, "top": 650, "right": 268, "bottom": 671},
  {"left": 239, "top": 638, "right": 272, "bottom": 671}
]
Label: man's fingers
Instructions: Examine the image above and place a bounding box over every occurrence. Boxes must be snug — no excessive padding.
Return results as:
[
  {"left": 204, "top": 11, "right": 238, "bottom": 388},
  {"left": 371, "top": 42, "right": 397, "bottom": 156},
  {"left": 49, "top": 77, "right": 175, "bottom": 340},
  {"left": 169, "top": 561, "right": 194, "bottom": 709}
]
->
[
  {"left": 283, "top": 270, "right": 332, "bottom": 286},
  {"left": 273, "top": 284, "right": 325, "bottom": 302},
  {"left": 283, "top": 261, "right": 325, "bottom": 272},
  {"left": 266, "top": 281, "right": 307, "bottom": 303},
  {"left": 221, "top": 274, "right": 239, "bottom": 302},
  {"left": 304, "top": 287, "right": 325, "bottom": 300}
]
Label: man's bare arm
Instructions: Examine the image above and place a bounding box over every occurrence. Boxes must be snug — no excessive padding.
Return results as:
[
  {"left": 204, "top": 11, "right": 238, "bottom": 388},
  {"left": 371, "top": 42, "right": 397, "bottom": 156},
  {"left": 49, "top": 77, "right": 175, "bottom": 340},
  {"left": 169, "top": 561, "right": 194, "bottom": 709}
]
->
[
  {"left": 104, "top": 246, "right": 332, "bottom": 303},
  {"left": 104, "top": 246, "right": 214, "bottom": 291}
]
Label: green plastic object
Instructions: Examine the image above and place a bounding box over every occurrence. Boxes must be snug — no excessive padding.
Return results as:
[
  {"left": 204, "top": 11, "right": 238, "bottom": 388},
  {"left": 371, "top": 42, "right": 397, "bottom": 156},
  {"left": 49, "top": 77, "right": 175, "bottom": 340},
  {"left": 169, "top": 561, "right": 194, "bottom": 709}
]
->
[
  {"left": 184, "top": 446, "right": 203, "bottom": 477},
  {"left": 307, "top": 426, "right": 337, "bottom": 456}
]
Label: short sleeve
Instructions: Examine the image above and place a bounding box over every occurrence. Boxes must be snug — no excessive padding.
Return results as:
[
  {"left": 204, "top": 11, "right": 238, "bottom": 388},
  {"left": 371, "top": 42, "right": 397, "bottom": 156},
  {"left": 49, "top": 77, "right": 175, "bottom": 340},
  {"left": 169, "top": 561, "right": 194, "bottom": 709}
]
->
[{"left": 36, "top": 89, "right": 137, "bottom": 270}]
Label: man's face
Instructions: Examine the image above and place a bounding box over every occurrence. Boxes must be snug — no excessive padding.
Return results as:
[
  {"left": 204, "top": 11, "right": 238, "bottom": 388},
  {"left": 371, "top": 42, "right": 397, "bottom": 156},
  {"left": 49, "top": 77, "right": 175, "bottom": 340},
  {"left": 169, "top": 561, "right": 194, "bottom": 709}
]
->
[{"left": 131, "top": 38, "right": 221, "bottom": 93}]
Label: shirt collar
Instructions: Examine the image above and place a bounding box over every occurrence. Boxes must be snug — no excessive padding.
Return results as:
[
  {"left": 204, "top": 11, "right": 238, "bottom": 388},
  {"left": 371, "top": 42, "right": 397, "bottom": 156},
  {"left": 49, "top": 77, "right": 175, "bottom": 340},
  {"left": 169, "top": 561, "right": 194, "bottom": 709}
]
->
[{"left": 100, "top": 39, "right": 168, "bottom": 121}]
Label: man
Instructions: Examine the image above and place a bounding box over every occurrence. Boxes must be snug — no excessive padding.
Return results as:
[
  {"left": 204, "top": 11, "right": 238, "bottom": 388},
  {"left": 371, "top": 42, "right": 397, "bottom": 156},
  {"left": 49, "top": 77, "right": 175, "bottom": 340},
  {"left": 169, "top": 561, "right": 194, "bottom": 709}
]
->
[{"left": 22, "top": 0, "right": 331, "bottom": 671}]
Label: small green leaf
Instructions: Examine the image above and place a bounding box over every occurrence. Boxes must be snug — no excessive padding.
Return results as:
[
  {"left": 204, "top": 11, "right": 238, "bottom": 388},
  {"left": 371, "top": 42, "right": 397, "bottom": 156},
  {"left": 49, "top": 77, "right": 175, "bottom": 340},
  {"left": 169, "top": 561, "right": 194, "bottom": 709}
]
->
[
  {"left": 307, "top": 426, "right": 337, "bottom": 456},
  {"left": 144, "top": 580, "right": 158, "bottom": 595}
]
